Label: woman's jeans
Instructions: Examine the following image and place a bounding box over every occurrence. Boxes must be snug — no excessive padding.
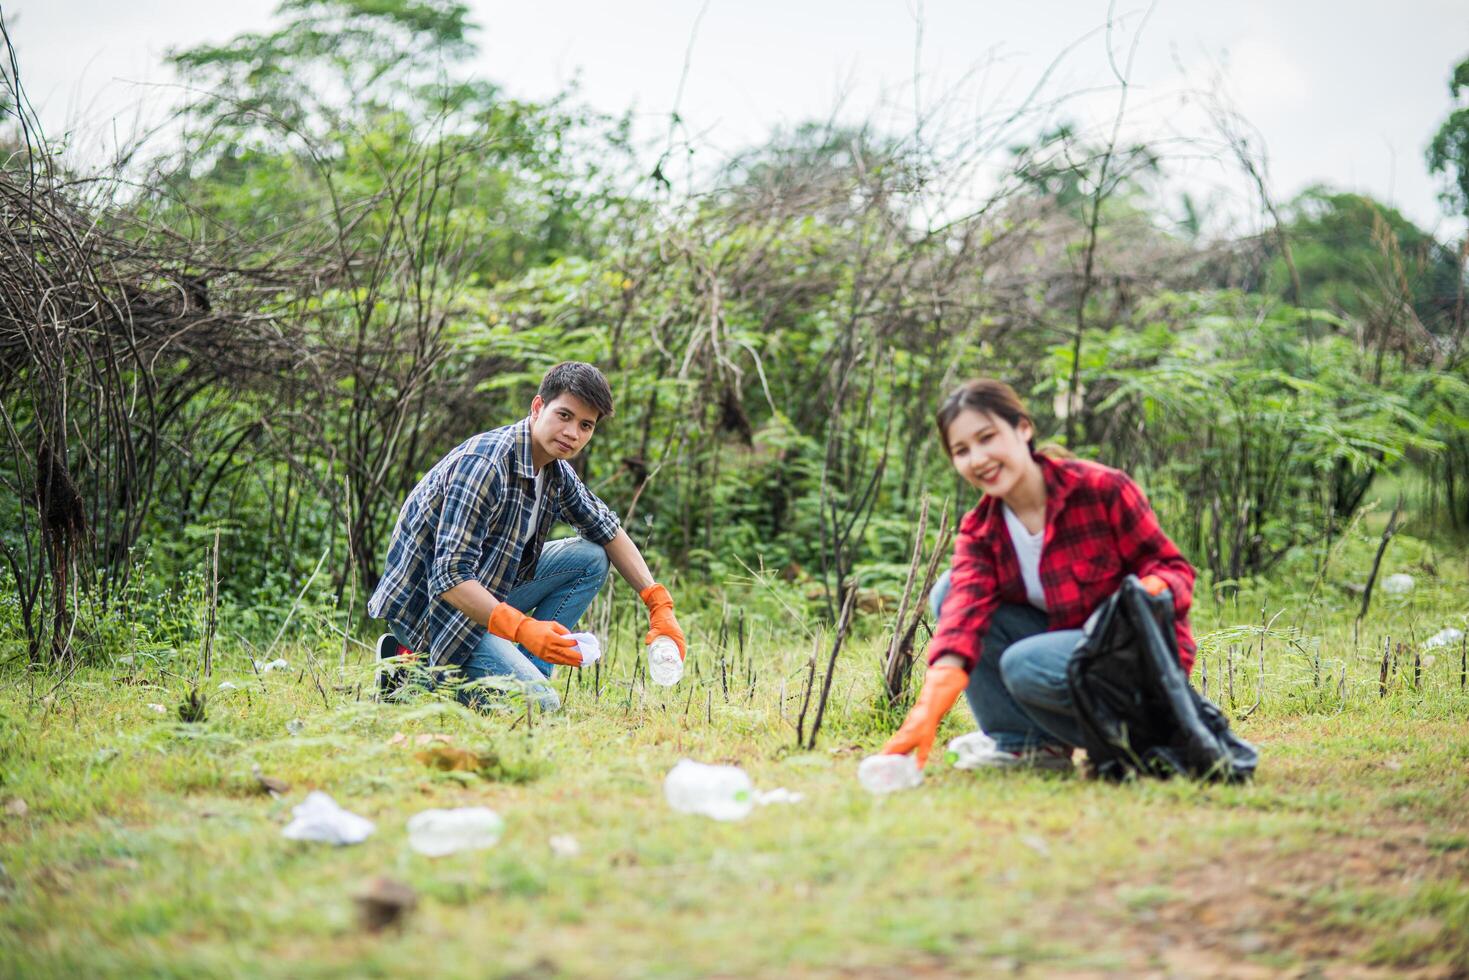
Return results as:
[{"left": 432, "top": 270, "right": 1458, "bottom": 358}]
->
[
  {"left": 930, "top": 570, "right": 1086, "bottom": 752},
  {"left": 392, "top": 537, "right": 609, "bottom": 714}
]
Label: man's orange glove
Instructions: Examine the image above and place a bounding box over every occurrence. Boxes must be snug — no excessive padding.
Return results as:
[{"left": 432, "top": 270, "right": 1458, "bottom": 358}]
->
[
  {"left": 1139, "top": 574, "right": 1170, "bottom": 597},
  {"left": 639, "top": 583, "right": 686, "bottom": 660},
  {"left": 881, "top": 663, "right": 970, "bottom": 767},
  {"left": 487, "top": 602, "right": 582, "bottom": 667}
]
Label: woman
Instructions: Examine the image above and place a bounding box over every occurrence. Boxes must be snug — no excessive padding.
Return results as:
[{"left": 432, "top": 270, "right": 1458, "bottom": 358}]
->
[{"left": 883, "top": 379, "right": 1197, "bottom": 770}]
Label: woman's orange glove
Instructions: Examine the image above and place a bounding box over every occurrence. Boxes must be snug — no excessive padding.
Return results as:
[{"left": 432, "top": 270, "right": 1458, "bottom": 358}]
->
[
  {"left": 882, "top": 663, "right": 970, "bottom": 767},
  {"left": 487, "top": 602, "right": 582, "bottom": 667},
  {"left": 639, "top": 584, "right": 686, "bottom": 659},
  {"left": 1139, "top": 574, "right": 1169, "bottom": 597}
]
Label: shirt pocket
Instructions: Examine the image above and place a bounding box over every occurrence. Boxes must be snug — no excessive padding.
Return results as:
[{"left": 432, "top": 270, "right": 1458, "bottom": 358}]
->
[{"left": 1071, "top": 550, "right": 1121, "bottom": 584}]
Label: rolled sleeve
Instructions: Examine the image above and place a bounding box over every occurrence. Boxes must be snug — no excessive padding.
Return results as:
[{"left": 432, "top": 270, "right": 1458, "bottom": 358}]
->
[
  {"left": 556, "top": 467, "right": 621, "bottom": 545},
  {"left": 428, "top": 455, "right": 504, "bottom": 597},
  {"left": 1109, "top": 474, "right": 1195, "bottom": 619},
  {"left": 925, "top": 520, "right": 999, "bottom": 672}
]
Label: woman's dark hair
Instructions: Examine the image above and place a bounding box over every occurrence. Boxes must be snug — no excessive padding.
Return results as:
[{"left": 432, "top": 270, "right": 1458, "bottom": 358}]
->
[
  {"left": 539, "top": 361, "right": 615, "bottom": 419},
  {"left": 935, "top": 378, "right": 1072, "bottom": 458}
]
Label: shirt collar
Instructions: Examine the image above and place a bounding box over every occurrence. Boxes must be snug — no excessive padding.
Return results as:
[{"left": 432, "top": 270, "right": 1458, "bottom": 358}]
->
[
  {"left": 964, "top": 451, "right": 1079, "bottom": 535},
  {"left": 510, "top": 419, "right": 538, "bottom": 481},
  {"left": 510, "top": 417, "right": 568, "bottom": 490},
  {"left": 1037, "top": 452, "right": 1081, "bottom": 512}
]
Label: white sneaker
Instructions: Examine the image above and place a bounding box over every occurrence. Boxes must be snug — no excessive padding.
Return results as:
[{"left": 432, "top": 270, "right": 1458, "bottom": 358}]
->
[{"left": 949, "top": 733, "right": 1073, "bottom": 772}]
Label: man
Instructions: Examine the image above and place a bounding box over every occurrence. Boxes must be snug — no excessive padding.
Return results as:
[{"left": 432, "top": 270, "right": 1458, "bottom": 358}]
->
[{"left": 368, "top": 361, "right": 685, "bottom": 711}]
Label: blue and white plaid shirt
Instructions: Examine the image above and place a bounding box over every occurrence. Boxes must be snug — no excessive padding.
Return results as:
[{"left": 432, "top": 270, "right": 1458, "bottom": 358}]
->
[{"left": 367, "top": 419, "right": 620, "bottom": 667}]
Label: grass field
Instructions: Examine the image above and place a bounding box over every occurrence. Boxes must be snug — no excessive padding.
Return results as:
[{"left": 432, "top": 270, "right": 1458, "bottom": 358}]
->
[{"left": 2, "top": 532, "right": 1467, "bottom": 978}]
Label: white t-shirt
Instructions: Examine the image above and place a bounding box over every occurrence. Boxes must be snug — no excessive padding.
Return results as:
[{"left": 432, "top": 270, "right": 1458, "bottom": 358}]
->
[
  {"left": 529, "top": 468, "right": 550, "bottom": 528},
  {"left": 1002, "top": 504, "right": 1047, "bottom": 611}
]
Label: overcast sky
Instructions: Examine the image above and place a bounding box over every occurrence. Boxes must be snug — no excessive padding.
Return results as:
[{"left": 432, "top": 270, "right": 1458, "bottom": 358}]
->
[{"left": 10, "top": 0, "right": 1469, "bottom": 238}]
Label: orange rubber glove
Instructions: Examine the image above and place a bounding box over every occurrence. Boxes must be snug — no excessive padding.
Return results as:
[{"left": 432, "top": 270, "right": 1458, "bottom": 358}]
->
[
  {"left": 881, "top": 663, "right": 970, "bottom": 767},
  {"left": 487, "top": 602, "right": 582, "bottom": 667},
  {"left": 639, "top": 583, "right": 686, "bottom": 660},
  {"left": 1139, "top": 574, "right": 1169, "bottom": 597}
]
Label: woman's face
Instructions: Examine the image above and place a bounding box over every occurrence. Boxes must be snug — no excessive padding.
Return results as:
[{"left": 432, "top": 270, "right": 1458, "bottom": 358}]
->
[{"left": 945, "top": 408, "right": 1036, "bottom": 498}]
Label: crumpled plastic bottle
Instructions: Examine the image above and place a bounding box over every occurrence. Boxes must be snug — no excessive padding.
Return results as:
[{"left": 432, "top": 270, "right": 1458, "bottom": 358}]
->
[
  {"left": 946, "top": 731, "right": 1000, "bottom": 769},
  {"left": 857, "top": 753, "right": 923, "bottom": 794},
  {"left": 1382, "top": 573, "right": 1415, "bottom": 595},
  {"left": 1423, "top": 627, "right": 1464, "bottom": 650},
  {"left": 648, "top": 635, "right": 684, "bottom": 687},
  {"left": 406, "top": 807, "right": 504, "bottom": 857},
  {"left": 663, "top": 759, "right": 753, "bottom": 820}
]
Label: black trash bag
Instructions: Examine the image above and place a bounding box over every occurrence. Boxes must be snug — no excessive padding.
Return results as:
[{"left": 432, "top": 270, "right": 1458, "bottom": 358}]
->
[{"left": 1066, "top": 575, "right": 1258, "bottom": 783}]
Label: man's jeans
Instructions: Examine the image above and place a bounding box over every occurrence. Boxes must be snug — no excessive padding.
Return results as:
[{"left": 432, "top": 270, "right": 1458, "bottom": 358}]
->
[
  {"left": 930, "top": 570, "right": 1086, "bottom": 752},
  {"left": 392, "top": 537, "right": 609, "bottom": 713}
]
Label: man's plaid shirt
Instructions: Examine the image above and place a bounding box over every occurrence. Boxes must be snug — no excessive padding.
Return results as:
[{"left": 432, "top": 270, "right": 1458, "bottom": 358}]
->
[
  {"left": 928, "top": 454, "right": 1198, "bottom": 673},
  {"left": 368, "top": 419, "right": 620, "bottom": 668}
]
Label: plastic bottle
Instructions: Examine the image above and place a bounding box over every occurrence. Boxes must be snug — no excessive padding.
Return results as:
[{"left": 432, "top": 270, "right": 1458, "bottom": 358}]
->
[
  {"left": 648, "top": 635, "right": 684, "bottom": 687},
  {"left": 1423, "top": 627, "right": 1464, "bottom": 650},
  {"left": 946, "top": 731, "right": 1000, "bottom": 769},
  {"left": 857, "top": 753, "right": 923, "bottom": 794},
  {"left": 663, "top": 759, "right": 754, "bottom": 820},
  {"left": 1382, "top": 573, "right": 1415, "bottom": 595},
  {"left": 406, "top": 807, "right": 505, "bottom": 857}
]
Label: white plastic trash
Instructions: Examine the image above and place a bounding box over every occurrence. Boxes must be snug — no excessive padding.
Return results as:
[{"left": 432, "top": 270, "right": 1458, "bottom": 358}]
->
[
  {"left": 568, "top": 632, "right": 602, "bottom": 666},
  {"left": 549, "top": 834, "right": 581, "bottom": 858},
  {"left": 281, "top": 791, "right": 375, "bottom": 845},
  {"left": 857, "top": 754, "right": 923, "bottom": 795},
  {"left": 1423, "top": 627, "right": 1464, "bottom": 650},
  {"left": 648, "top": 635, "right": 684, "bottom": 687},
  {"left": 406, "top": 807, "right": 504, "bottom": 857},
  {"left": 664, "top": 759, "right": 754, "bottom": 821},
  {"left": 1381, "top": 574, "right": 1415, "bottom": 595},
  {"left": 947, "top": 731, "right": 1000, "bottom": 769},
  {"left": 753, "top": 787, "right": 804, "bottom": 806}
]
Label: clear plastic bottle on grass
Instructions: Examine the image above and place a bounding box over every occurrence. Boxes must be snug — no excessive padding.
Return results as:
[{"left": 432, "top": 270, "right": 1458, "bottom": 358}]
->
[
  {"left": 648, "top": 635, "right": 684, "bottom": 687},
  {"left": 663, "top": 759, "right": 754, "bottom": 821},
  {"left": 406, "top": 807, "right": 504, "bottom": 857},
  {"left": 857, "top": 753, "right": 923, "bottom": 794}
]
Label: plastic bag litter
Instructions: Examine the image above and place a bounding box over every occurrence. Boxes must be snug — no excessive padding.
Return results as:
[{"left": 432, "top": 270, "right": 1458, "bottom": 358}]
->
[
  {"left": 1424, "top": 627, "right": 1464, "bottom": 650},
  {"left": 857, "top": 754, "right": 923, "bottom": 795},
  {"left": 648, "top": 635, "right": 684, "bottom": 687},
  {"left": 255, "top": 658, "right": 289, "bottom": 674},
  {"left": 664, "top": 760, "right": 754, "bottom": 821},
  {"left": 1381, "top": 573, "right": 1415, "bottom": 595},
  {"left": 406, "top": 807, "right": 504, "bottom": 857},
  {"left": 285, "top": 718, "right": 305, "bottom": 736},
  {"left": 281, "top": 791, "right": 375, "bottom": 845},
  {"left": 217, "top": 681, "right": 239, "bottom": 691},
  {"left": 946, "top": 731, "right": 1000, "bottom": 769},
  {"left": 568, "top": 632, "right": 601, "bottom": 666}
]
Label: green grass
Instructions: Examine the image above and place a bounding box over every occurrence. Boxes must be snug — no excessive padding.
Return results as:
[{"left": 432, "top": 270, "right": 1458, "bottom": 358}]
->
[{"left": 2, "top": 534, "right": 1468, "bottom": 977}]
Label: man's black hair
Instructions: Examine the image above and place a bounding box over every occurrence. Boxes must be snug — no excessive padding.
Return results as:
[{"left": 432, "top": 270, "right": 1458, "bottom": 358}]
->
[{"left": 538, "top": 361, "right": 615, "bottom": 419}]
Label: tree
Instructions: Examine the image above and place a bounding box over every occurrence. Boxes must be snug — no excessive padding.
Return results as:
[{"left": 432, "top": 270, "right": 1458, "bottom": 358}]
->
[
  {"left": 1264, "top": 188, "right": 1460, "bottom": 334},
  {"left": 1428, "top": 55, "right": 1469, "bottom": 220}
]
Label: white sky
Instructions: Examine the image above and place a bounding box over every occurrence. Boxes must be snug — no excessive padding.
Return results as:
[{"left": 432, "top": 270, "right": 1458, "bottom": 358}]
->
[{"left": 10, "top": 0, "right": 1469, "bottom": 238}]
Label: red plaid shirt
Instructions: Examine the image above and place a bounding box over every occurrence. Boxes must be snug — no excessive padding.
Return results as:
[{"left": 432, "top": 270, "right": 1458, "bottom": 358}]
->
[{"left": 928, "top": 455, "right": 1197, "bottom": 673}]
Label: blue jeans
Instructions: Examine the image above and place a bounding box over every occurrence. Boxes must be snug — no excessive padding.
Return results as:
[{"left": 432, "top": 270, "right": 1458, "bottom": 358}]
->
[
  {"left": 930, "top": 570, "right": 1086, "bottom": 752},
  {"left": 393, "top": 537, "right": 609, "bottom": 713}
]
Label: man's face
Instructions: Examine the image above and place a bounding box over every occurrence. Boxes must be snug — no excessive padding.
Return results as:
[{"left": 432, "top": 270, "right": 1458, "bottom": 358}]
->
[{"left": 529, "top": 392, "right": 599, "bottom": 463}]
